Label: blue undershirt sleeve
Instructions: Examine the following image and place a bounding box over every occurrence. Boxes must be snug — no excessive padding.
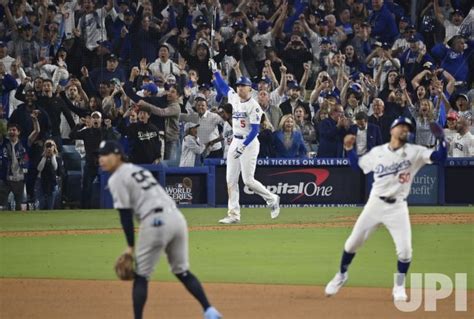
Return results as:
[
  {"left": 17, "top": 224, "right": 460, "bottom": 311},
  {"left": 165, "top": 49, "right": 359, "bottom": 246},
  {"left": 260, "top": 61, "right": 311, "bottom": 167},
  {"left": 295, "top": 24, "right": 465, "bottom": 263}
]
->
[
  {"left": 118, "top": 209, "right": 135, "bottom": 247},
  {"left": 243, "top": 124, "right": 260, "bottom": 146},
  {"left": 347, "top": 148, "right": 361, "bottom": 171}
]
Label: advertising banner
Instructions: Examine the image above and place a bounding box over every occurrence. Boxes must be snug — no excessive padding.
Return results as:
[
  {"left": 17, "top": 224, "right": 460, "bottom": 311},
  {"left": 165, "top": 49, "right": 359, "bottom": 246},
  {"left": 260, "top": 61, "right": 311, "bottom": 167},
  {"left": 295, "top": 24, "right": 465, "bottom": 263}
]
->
[
  {"left": 406, "top": 165, "right": 439, "bottom": 205},
  {"left": 215, "top": 162, "right": 365, "bottom": 206},
  {"left": 165, "top": 173, "right": 208, "bottom": 205},
  {"left": 445, "top": 158, "right": 474, "bottom": 204}
]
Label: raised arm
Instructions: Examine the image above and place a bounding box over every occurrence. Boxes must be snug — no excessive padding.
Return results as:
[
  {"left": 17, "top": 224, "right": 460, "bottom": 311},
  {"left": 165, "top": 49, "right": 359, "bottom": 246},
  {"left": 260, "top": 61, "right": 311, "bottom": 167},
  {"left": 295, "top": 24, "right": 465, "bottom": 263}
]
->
[
  {"left": 433, "top": 0, "right": 445, "bottom": 24},
  {"left": 210, "top": 60, "right": 230, "bottom": 96}
]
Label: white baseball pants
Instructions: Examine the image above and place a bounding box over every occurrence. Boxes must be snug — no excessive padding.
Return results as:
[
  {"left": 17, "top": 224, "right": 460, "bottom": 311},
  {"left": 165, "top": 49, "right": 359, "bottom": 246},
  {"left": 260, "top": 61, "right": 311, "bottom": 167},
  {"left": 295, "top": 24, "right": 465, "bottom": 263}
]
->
[
  {"left": 344, "top": 196, "right": 412, "bottom": 262},
  {"left": 226, "top": 138, "right": 276, "bottom": 218}
]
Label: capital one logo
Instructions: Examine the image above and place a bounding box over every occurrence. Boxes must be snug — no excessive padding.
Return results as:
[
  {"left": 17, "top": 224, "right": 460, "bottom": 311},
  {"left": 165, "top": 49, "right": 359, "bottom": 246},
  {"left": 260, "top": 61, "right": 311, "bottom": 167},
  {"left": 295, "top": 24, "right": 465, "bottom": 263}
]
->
[
  {"left": 394, "top": 273, "right": 467, "bottom": 312},
  {"left": 243, "top": 169, "right": 332, "bottom": 201}
]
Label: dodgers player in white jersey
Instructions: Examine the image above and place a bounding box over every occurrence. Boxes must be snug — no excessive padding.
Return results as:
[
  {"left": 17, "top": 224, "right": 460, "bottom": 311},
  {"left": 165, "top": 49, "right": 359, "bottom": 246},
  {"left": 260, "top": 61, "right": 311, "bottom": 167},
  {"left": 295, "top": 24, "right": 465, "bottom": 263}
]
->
[
  {"left": 211, "top": 60, "right": 280, "bottom": 224},
  {"left": 98, "top": 141, "right": 222, "bottom": 319},
  {"left": 325, "top": 117, "right": 447, "bottom": 301}
]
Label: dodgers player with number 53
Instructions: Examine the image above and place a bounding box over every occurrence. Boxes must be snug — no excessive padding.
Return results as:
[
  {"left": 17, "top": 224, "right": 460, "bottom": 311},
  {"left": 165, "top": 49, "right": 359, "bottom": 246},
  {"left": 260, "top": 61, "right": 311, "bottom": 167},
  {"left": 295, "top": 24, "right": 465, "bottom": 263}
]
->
[
  {"left": 98, "top": 141, "right": 222, "bottom": 319},
  {"left": 325, "top": 117, "right": 447, "bottom": 301},
  {"left": 210, "top": 59, "right": 280, "bottom": 224}
]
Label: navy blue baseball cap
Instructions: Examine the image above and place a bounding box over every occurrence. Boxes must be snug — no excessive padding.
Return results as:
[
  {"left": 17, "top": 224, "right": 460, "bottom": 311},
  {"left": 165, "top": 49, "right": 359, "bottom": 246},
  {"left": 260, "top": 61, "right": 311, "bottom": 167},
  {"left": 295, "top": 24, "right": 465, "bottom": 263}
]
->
[
  {"left": 0, "top": 41, "right": 6, "bottom": 47},
  {"left": 235, "top": 76, "right": 252, "bottom": 87},
  {"left": 288, "top": 81, "right": 301, "bottom": 90},
  {"left": 198, "top": 83, "right": 212, "bottom": 90},
  {"left": 320, "top": 37, "right": 331, "bottom": 45},
  {"left": 391, "top": 117, "right": 414, "bottom": 131},
  {"left": 124, "top": 9, "right": 135, "bottom": 16},
  {"left": 98, "top": 140, "right": 125, "bottom": 157},
  {"left": 97, "top": 40, "right": 112, "bottom": 50},
  {"left": 407, "top": 35, "right": 419, "bottom": 43},
  {"left": 400, "top": 16, "right": 410, "bottom": 23}
]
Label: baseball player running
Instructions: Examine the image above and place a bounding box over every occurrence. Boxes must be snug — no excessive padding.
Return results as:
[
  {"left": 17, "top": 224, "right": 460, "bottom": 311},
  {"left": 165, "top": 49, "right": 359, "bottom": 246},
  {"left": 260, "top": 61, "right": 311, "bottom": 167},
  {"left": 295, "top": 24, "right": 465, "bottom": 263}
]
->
[
  {"left": 210, "top": 59, "right": 280, "bottom": 224},
  {"left": 98, "top": 140, "right": 222, "bottom": 319},
  {"left": 325, "top": 117, "right": 447, "bottom": 301}
]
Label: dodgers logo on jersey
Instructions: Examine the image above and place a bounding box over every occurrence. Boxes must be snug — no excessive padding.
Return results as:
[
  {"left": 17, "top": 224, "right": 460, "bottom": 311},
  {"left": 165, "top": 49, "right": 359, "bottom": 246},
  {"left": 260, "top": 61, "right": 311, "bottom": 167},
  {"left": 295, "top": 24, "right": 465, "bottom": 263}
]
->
[
  {"left": 233, "top": 111, "right": 247, "bottom": 119},
  {"left": 374, "top": 160, "right": 412, "bottom": 177}
]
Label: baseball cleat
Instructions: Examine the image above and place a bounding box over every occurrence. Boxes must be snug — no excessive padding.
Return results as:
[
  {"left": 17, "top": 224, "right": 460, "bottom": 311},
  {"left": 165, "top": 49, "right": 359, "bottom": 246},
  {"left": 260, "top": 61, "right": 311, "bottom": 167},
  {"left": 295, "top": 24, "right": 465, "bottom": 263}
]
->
[
  {"left": 392, "top": 285, "right": 408, "bottom": 302},
  {"left": 204, "top": 306, "right": 222, "bottom": 319},
  {"left": 218, "top": 216, "right": 240, "bottom": 224},
  {"left": 270, "top": 195, "right": 280, "bottom": 219},
  {"left": 325, "top": 272, "right": 348, "bottom": 297}
]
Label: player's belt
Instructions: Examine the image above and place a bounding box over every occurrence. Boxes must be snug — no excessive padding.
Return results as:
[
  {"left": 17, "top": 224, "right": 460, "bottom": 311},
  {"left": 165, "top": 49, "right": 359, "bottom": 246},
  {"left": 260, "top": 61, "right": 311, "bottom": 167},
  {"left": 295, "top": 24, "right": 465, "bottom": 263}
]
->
[
  {"left": 141, "top": 207, "right": 163, "bottom": 221},
  {"left": 379, "top": 197, "right": 406, "bottom": 204},
  {"left": 234, "top": 135, "right": 245, "bottom": 139}
]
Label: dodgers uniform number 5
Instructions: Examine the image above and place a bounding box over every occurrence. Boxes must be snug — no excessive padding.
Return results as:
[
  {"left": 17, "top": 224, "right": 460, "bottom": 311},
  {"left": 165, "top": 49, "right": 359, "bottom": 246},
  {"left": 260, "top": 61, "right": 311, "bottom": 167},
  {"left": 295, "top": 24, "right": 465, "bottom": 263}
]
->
[
  {"left": 131, "top": 170, "right": 158, "bottom": 190},
  {"left": 240, "top": 119, "right": 246, "bottom": 128}
]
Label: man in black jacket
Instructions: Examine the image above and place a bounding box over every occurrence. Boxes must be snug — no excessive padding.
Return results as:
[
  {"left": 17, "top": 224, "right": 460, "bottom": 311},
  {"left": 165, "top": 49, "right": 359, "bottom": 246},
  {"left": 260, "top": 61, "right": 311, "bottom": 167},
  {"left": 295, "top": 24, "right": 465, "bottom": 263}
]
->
[
  {"left": 279, "top": 82, "right": 312, "bottom": 119},
  {"left": 69, "top": 111, "right": 120, "bottom": 208},
  {"left": 119, "top": 105, "right": 161, "bottom": 164},
  {"left": 37, "top": 79, "right": 76, "bottom": 146}
]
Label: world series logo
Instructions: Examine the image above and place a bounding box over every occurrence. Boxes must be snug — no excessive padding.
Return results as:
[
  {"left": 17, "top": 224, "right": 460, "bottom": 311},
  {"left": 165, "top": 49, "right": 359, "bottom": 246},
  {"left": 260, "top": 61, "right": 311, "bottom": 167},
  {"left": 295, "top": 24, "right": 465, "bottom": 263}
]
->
[{"left": 165, "top": 177, "right": 193, "bottom": 204}]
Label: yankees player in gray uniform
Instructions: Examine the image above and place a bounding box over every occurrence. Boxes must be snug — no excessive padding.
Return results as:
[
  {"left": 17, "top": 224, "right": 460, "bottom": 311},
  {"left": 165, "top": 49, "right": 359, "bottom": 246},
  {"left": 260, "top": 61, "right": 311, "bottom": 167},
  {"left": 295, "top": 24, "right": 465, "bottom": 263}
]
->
[
  {"left": 98, "top": 140, "right": 222, "bottom": 319},
  {"left": 325, "top": 117, "right": 447, "bottom": 301}
]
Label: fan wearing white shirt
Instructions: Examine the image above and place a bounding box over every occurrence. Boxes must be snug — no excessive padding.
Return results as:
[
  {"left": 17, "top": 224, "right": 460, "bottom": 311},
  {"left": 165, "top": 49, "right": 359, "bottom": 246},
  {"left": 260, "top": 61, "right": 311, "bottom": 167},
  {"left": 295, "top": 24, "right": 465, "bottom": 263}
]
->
[
  {"left": 452, "top": 118, "right": 474, "bottom": 158},
  {"left": 149, "top": 44, "right": 180, "bottom": 78}
]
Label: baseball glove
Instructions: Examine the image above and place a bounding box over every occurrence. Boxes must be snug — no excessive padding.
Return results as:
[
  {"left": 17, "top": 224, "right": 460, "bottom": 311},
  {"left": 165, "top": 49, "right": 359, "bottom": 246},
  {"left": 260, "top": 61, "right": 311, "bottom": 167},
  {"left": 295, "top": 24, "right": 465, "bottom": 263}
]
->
[
  {"left": 429, "top": 122, "right": 445, "bottom": 141},
  {"left": 114, "top": 252, "right": 135, "bottom": 281}
]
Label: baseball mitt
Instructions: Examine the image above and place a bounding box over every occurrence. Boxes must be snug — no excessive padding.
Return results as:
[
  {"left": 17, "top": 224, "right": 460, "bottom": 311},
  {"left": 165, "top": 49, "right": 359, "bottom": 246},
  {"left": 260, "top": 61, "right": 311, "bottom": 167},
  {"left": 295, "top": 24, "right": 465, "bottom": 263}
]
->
[
  {"left": 429, "top": 122, "right": 445, "bottom": 141},
  {"left": 114, "top": 252, "right": 135, "bottom": 281}
]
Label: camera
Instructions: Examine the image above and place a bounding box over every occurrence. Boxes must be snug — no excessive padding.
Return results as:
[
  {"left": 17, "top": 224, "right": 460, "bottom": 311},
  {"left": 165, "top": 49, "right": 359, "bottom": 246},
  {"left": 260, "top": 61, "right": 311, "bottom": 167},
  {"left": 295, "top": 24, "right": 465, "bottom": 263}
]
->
[
  {"left": 45, "top": 142, "right": 53, "bottom": 148},
  {"left": 237, "top": 31, "right": 244, "bottom": 38},
  {"left": 291, "top": 40, "right": 300, "bottom": 46},
  {"left": 321, "top": 76, "right": 328, "bottom": 82}
]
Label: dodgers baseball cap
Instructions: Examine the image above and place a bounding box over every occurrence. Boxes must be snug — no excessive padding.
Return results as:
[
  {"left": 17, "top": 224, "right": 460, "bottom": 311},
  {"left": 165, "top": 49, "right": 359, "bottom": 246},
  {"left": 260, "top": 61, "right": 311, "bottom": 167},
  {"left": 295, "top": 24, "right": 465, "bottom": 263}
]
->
[
  {"left": 98, "top": 140, "right": 125, "bottom": 157},
  {"left": 141, "top": 82, "right": 158, "bottom": 95},
  {"left": 97, "top": 40, "right": 112, "bottom": 50},
  {"left": 288, "top": 81, "right": 301, "bottom": 90},
  {"left": 0, "top": 41, "right": 6, "bottom": 47},
  {"left": 391, "top": 117, "right": 414, "bottom": 131},
  {"left": 235, "top": 76, "right": 252, "bottom": 87}
]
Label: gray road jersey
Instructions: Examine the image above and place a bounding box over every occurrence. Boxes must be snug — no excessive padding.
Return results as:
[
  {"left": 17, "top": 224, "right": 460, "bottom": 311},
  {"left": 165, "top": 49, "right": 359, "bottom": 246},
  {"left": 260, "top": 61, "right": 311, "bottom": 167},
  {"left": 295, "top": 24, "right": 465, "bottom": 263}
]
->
[{"left": 108, "top": 163, "right": 177, "bottom": 219}]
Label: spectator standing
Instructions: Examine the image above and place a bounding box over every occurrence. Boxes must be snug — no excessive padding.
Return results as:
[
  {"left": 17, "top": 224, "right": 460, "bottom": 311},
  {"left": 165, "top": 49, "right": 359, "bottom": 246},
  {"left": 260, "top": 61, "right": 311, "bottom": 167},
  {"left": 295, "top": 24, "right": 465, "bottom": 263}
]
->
[
  {"left": 273, "top": 114, "right": 307, "bottom": 158},
  {"left": 318, "top": 104, "right": 349, "bottom": 157},
  {"left": 348, "top": 112, "right": 382, "bottom": 156},
  {"left": 294, "top": 105, "right": 316, "bottom": 152},
  {"left": 69, "top": 111, "right": 120, "bottom": 208},
  {"left": 431, "top": 35, "right": 472, "bottom": 86},
  {"left": 76, "top": 0, "right": 116, "bottom": 69},
  {"left": 258, "top": 113, "right": 275, "bottom": 159},
  {"left": 218, "top": 103, "right": 233, "bottom": 159},
  {"left": 137, "top": 85, "right": 180, "bottom": 161},
  {"left": 149, "top": 44, "right": 180, "bottom": 78},
  {"left": 279, "top": 82, "right": 311, "bottom": 118},
  {"left": 179, "top": 97, "right": 225, "bottom": 158},
  {"left": 452, "top": 118, "right": 474, "bottom": 157},
  {"left": 0, "top": 41, "right": 14, "bottom": 73},
  {"left": 0, "top": 123, "right": 28, "bottom": 210},
  {"left": 120, "top": 105, "right": 161, "bottom": 164},
  {"left": 445, "top": 112, "right": 459, "bottom": 157},
  {"left": 179, "top": 123, "right": 210, "bottom": 167},
  {"left": 0, "top": 62, "right": 18, "bottom": 118},
  {"left": 368, "top": 0, "right": 398, "bottom": 44},
  {"left": 258, "top": 90, "right": 283, "bottom": 131},
  {"left": 369, "top": 98, "right": 398, "bottom": 143},
  {"left": 36, "top": 139, "right": 62, "bottom": 210},
  {"left": 88, "top": 54, "right": 125, "bottom": 91}
]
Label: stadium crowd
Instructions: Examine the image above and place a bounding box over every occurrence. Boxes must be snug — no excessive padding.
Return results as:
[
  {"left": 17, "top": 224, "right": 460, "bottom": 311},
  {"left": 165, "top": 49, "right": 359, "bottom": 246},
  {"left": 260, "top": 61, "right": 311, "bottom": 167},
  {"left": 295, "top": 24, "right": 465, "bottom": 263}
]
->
[{"left": 0, "top": 0, "right": 473, "bottom": 210}]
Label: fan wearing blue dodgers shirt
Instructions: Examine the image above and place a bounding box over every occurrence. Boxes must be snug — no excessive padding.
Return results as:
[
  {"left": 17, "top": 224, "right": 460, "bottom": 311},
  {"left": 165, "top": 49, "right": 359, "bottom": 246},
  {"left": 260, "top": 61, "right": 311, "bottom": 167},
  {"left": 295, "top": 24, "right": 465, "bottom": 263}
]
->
[
  {"left": 98, "top": 140, "right": 222, "bottom": 319},
  {"left": 324, "top": 117, "right": 447, "bottom": 302},
  {"left": 210, "top": 59, "right": 280, "bottom": 224}
]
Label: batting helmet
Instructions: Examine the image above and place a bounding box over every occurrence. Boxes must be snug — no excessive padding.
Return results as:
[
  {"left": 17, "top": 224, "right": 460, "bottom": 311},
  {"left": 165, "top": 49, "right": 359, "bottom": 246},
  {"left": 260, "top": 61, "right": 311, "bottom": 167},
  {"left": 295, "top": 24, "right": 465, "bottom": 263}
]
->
[
  {"left": 235, "top": 76, "right": 252, "bottom": 87},
  {"left": 98, "top": 140, "right": 125, "bottom": 157},
  {"left": 391, "top": 117, "right": 414, "bottom": 131}
]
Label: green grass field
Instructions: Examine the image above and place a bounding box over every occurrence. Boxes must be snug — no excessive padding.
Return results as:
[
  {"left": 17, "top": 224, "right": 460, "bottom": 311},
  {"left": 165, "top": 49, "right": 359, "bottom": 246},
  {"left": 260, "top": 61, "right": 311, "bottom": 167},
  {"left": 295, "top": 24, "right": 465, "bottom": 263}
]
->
[{"left": 0, "top": 207, "right": 473, "bottom": 289}]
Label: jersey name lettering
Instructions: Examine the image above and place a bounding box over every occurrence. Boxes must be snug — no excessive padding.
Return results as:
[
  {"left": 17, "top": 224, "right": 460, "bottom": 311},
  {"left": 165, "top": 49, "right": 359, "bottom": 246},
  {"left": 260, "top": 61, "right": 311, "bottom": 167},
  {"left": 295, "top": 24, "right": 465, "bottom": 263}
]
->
[{"left": 374, "top": 160, "right": 412, "bottom": 177}]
